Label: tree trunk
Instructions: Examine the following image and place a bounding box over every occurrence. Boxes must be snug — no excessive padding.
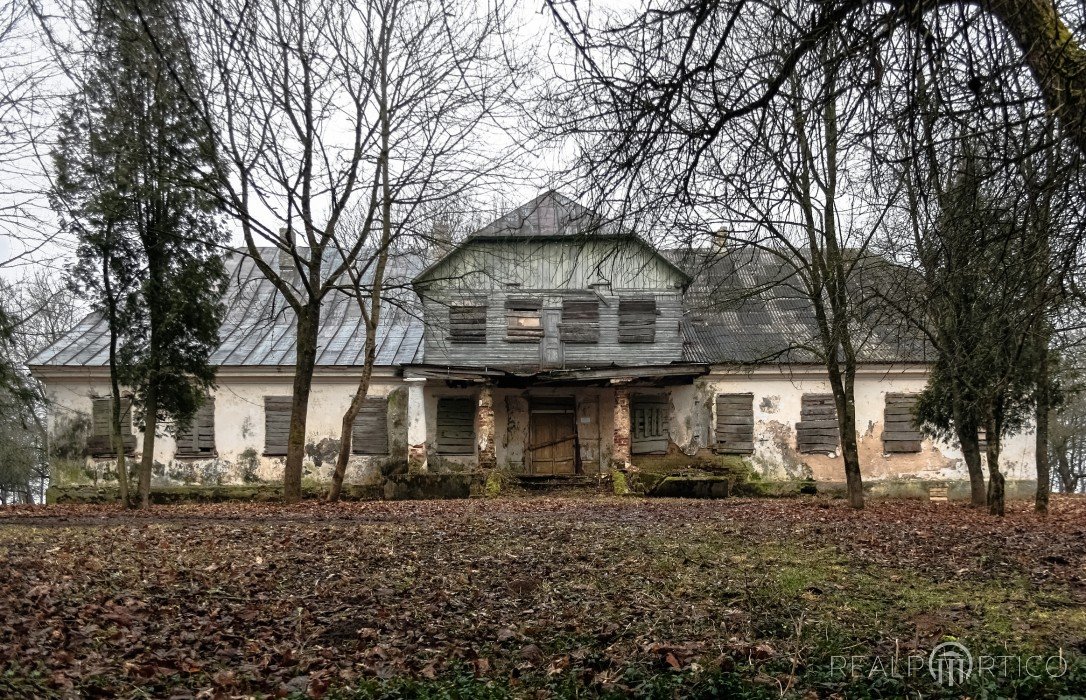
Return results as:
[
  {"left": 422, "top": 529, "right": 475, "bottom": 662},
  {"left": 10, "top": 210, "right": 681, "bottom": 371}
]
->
[
  {"left": 985, "top": 412, "right": 1005, "bottom": 517},
  {"left": 328, "top": 362, "right": 375, "bottom": 502},
  {"left": 138, "top": 390, "right": 157, "bottom": 510},
  {"left": 284, "top": 302, "right": 321, "bottom": 503},
  {"left": 950, "top": 385, "right": 987, "bottom": 506},
  {"left": 1054, "top": 444, "right": 1075, "bottom": 493},
  {"left": 827, "top": 364, "right": 864, "bottom": 509},
  {"left": 104, "top": 254, "right": 130, "bottom": 508},
  {"left": 1034, "top": 340, "right": 1050, "bottom": 513}
]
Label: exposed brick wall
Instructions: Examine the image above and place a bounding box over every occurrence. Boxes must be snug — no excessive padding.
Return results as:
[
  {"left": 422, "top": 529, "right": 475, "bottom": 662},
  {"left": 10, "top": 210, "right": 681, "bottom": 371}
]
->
[
  {"left": 612, "top": 387, "right": 631, "bottom": 469},
  {"left": 476, "top": 385, "right": 497, "bottom": 470}
]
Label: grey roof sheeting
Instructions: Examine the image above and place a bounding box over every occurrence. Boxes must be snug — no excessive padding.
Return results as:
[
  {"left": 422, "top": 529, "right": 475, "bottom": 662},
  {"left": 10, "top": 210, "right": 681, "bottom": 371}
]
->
[
  {"left": 30, "top": 247, "right": 425, "bottom": 369},
  {"left": 31, "top": 199, "right": 928, "bottom": 371},
  {"left": 674, "top": 248, "right": 929, "bottom": 365}
]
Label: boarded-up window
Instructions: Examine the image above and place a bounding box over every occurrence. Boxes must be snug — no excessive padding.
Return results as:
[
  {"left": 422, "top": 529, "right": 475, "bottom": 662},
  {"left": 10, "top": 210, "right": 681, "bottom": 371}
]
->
[
  {"left": 88, "top": 396, "right": 136, "bottom": 456},
  {"left": 437, "top": 397, "right": 475, "bottom": 455},
  {"left": 448, "top": 304, "right": 487, "bottom": 343},
  {"left": 715, "top": 393, "right": 754, "bottom": 454},
  {"left": 618, "top": 298, "right": 656, "bottom": 343},
  {"left": 796, "top": 394, "right": 839, "bottom": 454},
  {"left": 351, "top": 397, "right": 389, "bottom": 455},
  {"left": 175, "top": 400, "right": 216, "bottom": 458},
  {"left": 560, "top": 298, "right": 600, "bottom": 343},
  {"left": 631, "top": 396, "right": 669, "bottom": 454},
  {"left": 505, "top": 298, "right": 544, "bottom": 342},
  {"left": 264, "top": 396, "right": 292, "bottom": 456},
  {"left": 883, "top": 394, "right": 922, "bottom": 453}
]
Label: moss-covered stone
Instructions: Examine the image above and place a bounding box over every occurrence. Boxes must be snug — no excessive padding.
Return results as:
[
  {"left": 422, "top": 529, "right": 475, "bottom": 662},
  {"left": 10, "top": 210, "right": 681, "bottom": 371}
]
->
[
  {"left": 649, "top": 475, "right": 730, "bottom": 499},
  {"left": 611, "top": 469, "right": 631, "bottom": 496}
]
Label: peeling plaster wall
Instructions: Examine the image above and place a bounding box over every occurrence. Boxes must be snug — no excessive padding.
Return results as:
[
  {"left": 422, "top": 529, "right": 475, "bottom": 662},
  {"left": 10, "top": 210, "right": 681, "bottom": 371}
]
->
[
  {"left": 41, "top": 371, "right": 408, "bottom": 487},
  {"left": 700, "top": 367, "right": 1036, "bottom": 482}
]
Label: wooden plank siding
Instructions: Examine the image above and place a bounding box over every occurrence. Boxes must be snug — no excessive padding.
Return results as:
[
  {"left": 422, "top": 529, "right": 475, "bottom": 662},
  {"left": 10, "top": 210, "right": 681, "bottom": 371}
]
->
[
  {"left": 175, "top": 400, "right": 216, "bottom": 458},
  {"left": 448, "top": 304, "right": 487, "bottom": 343},
  {"left": 417, "top": 237, "right": 686, "bottom": 368},
  {"left": 423, "top": 291, "right": 683, "bottom": 368},
  {"left": 88, "top": 397, "right": 136, "bottom": 456},
  {"left": 264, "top": 396, "right": 292, "bottom": 456},
  {"left": 796, "top": 394, "right": 840, "bottom": 454},
  {"left": 715, "top": 393, "right": 754, "bottom": 454},
  {"left": 436, "top": 397, "right": 475, "bottom": 455},
  {"left": 883, "top": 393, "right": 923, "bottom": 453},
  {"left": 351, "top": 398, "right": 389, "bottom": 455}
]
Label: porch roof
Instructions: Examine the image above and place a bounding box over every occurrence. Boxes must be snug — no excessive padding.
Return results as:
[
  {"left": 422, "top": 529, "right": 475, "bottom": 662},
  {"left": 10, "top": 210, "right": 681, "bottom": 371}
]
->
[{"left": 401, "top": 362, "right": 709, "bottom": 387}]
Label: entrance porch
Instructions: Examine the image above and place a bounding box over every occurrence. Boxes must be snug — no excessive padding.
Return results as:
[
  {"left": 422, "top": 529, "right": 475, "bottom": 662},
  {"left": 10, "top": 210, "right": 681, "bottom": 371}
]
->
[{"left": 400, "top": 364, "right": 708, "bottom": 476}]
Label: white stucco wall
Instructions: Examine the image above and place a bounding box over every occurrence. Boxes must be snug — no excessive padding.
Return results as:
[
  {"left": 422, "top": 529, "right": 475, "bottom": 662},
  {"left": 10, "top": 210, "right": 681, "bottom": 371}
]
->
[
  {"left": 699, "top": 365, "right": 1036, "bottom": 483},
  {"left": 38, "top": 362, "right": 1038, "bottom": 490},
  {"left": 39, "top": 367, "right": 408, "bottom": 487}
]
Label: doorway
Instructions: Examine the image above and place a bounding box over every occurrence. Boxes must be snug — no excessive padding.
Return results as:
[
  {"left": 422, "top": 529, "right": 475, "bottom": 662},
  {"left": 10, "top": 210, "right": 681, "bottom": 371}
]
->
[{"left": 528, "top": 397, "right": 578, "bottom": 475}]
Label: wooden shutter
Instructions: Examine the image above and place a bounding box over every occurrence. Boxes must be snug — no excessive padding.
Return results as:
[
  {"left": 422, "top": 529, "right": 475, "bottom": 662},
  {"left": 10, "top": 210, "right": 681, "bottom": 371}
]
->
[
  {"left": 175, "top": 400, "right": 216, "bottom": 458},
  {"left": 883, "top": 394, "right": 922, "bottom": 453},
  {"left": 505, "top": 298, "right": 544, "bottom": 342},
  {"left": 436, "top": 397, "right": 475, "bottom": 455},
  {"left": 631, "top": 396, "right": 669, "bottom": 454},
  {"left": 449, "top": 305, "right": 487, "bottom": 343},
  {"left": 796, "top": 394, "right": 839, "bottom": 454},
  {"left": 351, "top": 398, "right": 389, "bottom": 455},
  {"left": 264, "top": 396, "right": 292, "bottom": 456},
  {"left": 618, "top": 298, "right": 656, "bottom": 343},
  {"left": 88, "top": 397, "right": 135, "bottom": 456},
  {"left": 715, "top": 393, "right": 754, "bottom": 454},
  {"left": 560, "top": 298, "right": 600, "bottom": 343}
]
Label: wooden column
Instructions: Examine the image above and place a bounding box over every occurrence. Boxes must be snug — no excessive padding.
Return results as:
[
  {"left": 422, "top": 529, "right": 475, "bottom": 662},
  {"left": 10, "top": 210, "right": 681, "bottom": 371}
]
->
[
  {"left": 406, "top": 378, "right": 428, "bottom": 474},
  {"left": 476, "top": 384, "right": 497, "bottom": 470},
  {"left": 612, "top": 387, "right": 631, "bottom": 470}
]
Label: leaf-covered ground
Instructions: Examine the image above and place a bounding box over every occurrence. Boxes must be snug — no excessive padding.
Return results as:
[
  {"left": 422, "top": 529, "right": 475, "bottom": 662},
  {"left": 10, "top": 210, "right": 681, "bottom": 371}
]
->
[{"left": 1, "top": 496, "right": 1084, "bottom": 698}]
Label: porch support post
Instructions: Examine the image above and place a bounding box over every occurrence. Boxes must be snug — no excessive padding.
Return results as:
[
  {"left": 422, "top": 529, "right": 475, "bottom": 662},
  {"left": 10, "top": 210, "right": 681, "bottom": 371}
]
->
[
  {"left": 476, "top": 383, "right": 497, "bottom": 470},
  {"left": 406, "top": 377, "right": 428, "bottom": 474},
  {"left": 612, "top": 386, "right": 631, "bottom": 470}
]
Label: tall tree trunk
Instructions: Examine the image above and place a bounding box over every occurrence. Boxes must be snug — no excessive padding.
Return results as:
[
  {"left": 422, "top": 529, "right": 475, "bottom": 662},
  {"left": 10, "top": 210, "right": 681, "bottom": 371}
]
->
[
  {"left": 138, "top": 389, "right": 157, "bottom": 510},
  {"left": 1054, "top": 443, "right": 1075, "bottom": 492},
  {"left": 104, "top": 254, "right": 129, "bottom": 508},
  {"left": 1034, "top": 339, "right": 1050, "bottom": 513},
  {"left": 828, "top": 363, "right": 864, "bottom": 509},
  {"left": 985, "top": 409, "right": 1006, "bottom": 516},
  {"left": 328, "top": 361, "right": 376, "bottom": 502},
  {"left": 951, "top": 387, "right": 986, "bottom": 506},
  {"left": 284, "top": 302, "right": 321, "bottom": 503}
]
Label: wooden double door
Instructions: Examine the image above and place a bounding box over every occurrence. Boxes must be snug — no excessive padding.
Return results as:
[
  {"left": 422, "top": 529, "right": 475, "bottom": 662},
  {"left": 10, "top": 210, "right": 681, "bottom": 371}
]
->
[{"left": 528, "top": 398, "right": 579, "bottom": 475}]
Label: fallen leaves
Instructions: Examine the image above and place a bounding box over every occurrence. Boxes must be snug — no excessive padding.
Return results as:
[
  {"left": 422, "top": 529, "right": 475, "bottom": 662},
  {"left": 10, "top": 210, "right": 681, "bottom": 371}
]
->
[{"left": 0, "top": 495, "right": 1083, "bottom": 697}]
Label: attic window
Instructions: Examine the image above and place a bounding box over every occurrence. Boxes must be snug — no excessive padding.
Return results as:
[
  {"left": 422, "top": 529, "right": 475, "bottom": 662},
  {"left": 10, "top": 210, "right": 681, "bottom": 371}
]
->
[
  {"left": 560, "top": 298, "right": 600, "bottom": 344},
  {"left": 618, "top": 297, "right": 657, "bottom": 343},
  {"left": 505, "top": 298, "right": 543, "bottom": 342},
  {"left": 449, "top": 304, "right": 487, "bottom": 344}
]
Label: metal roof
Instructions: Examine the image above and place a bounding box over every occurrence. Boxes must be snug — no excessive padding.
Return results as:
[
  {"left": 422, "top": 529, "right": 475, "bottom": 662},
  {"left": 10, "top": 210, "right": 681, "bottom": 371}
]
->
[
  {"left": 674, "top": 248, "right": 930, "bottom": 365},
  {"left": 30, "top": 247, "right": 425, "bottom": 369}
]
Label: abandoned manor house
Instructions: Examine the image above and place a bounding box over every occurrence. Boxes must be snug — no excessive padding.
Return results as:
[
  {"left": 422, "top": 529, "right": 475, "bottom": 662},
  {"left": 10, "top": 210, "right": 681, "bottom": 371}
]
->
[{"left": 29, "top": 192, "right": 1037, "bottom": 497}]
